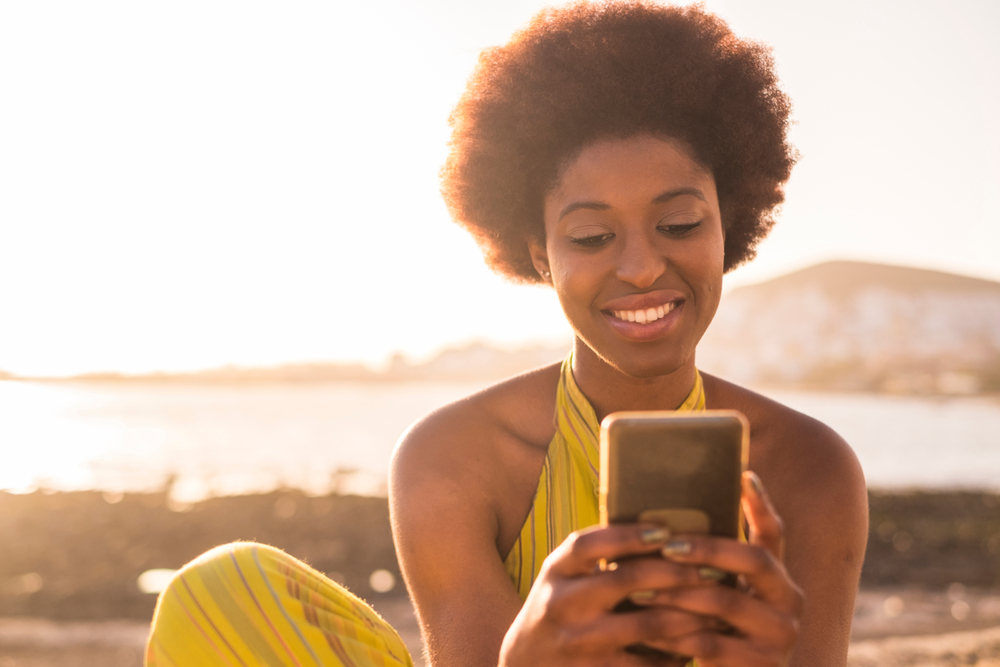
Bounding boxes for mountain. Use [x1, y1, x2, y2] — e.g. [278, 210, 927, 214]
[697, 261, 1000, 394]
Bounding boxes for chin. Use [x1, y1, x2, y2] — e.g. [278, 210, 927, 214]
[586, 340, 694, 380]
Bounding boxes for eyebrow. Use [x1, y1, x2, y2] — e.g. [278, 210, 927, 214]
[558, 187, 707, 220]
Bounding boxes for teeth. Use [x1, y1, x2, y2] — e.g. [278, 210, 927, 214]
[612, 302, 676, 324]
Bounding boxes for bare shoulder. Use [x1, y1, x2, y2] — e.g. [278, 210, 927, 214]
[391, 362, 559, 489]
[704, 373, 868, 664]
[389, 362, 561, 549]
[388, 364, 561, 666]
[702, 373, 866, 506]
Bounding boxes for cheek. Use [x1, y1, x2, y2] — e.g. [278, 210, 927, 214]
[555, 269, 595, 316]
[688, 229, 725, 302]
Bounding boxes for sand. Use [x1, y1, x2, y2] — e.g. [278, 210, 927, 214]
[3, 591, 1000, 667]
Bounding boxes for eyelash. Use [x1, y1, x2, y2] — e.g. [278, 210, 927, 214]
[569, 233, 615, 248]
[657, 222, 701, 237]
[568, 222, 701, 248]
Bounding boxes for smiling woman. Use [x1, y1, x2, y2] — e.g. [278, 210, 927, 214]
[146, 2, 867, 666]
[531, 136, 725, 381]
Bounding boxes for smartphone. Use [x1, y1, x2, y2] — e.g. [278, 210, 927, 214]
[599, 410, 749, 537]
[599, 410, 749, 660]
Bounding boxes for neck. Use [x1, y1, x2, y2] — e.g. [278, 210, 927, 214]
[570, 338, 698, 422]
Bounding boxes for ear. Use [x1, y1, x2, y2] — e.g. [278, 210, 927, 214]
[527, 236, 552, 284]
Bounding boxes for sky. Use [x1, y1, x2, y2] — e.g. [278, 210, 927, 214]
[1, 0, 997, 377]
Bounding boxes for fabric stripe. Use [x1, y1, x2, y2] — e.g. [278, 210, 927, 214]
[503, 352, 706, 601]
[179, 577, 247, 667]
[147, 542, 414, 667]
[170, 584, 238, 666]
[230, 550, 306, 667]
[252, 546, 323, 667]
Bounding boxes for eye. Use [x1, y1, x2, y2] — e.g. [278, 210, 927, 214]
[657, 222, 701, 238]
[569, 232, 615, 248]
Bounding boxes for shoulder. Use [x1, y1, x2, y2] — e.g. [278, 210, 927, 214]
[389, 362, 561, 535]
[389, 366, 561, 665]
[702, 373, 868, 559]
[702, 373, 866, 502]
[703, 374, 868, 662]
[391, 362, 560, 481]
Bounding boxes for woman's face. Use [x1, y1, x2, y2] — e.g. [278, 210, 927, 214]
[531, 134, 725, 378]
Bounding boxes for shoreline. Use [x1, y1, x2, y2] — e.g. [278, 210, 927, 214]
[6, 376, 1000, 402]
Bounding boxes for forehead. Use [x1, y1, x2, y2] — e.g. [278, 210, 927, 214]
[545, 135, 716, 211]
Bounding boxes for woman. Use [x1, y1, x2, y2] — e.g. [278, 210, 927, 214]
[146, 3, 867, 666]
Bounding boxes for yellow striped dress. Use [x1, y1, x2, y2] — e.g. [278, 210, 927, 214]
[503, 355, 705, 599]
[146, 355, 706, 666]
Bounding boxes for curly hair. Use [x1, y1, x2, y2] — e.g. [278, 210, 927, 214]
[441, 1, 796, 282]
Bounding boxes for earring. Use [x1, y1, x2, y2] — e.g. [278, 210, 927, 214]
[540, 270, 550, 280]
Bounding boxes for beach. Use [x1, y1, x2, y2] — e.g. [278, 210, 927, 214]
[1, 488, 998, 665]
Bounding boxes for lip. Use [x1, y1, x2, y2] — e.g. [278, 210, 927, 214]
[600, 290, 686, 343]
[600, 289, 686, 312]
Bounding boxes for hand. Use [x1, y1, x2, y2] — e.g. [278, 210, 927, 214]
[628, 471, 804, 666]
[498, 522, 716, 666]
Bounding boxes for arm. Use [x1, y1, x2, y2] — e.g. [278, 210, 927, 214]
[778, 421, 868, 666]
[389, 409, 523, 667]
[702, 374, 868, 666]
[390, 404, 716, 667]
[392, 409, 806, 667]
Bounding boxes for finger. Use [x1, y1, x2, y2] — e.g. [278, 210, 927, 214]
[546, 523, 673, 576]
[634, 640, 695, 667]
[576, 554, 706, 609]
[619, 652, 690, 667]
[632, 585, 799, 648]
[569, 605, 710, 649]
[650, 630, 775, 667]
[659, 536, 801, 611]
[538, 606, 703, 666]
[742, 471, 783, 560]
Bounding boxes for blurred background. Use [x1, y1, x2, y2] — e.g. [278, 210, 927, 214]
[0, 0, 998, 665]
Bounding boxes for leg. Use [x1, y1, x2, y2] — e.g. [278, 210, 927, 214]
[146, 542, 414, 667]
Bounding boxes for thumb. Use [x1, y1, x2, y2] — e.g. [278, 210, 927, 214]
[741, 471, 784, 561]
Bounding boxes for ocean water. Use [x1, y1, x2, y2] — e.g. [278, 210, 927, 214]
[1, 379, 998, 500]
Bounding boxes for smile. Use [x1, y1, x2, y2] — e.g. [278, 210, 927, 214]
[610, 302, 677, 324]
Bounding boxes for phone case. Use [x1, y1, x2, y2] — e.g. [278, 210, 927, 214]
[599, 410, 749, 538]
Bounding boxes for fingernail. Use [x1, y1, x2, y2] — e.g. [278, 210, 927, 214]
[641, 527, 671, 544]
[661, 539, 692, 557]
[747, 471, 764, 497]
[629, 590, 656, 603]
[698, 567, 727, 581]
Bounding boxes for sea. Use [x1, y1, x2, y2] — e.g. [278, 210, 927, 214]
[1, 379, 998, 501]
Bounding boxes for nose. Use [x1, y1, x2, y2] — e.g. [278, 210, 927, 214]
[615, 232, 667, 289]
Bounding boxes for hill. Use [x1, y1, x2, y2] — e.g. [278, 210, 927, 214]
[698, 261, 1000, 394]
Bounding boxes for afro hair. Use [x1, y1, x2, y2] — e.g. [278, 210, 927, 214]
[441, 0, 796, 282]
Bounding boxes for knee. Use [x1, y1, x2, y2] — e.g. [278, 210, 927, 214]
[147, 541, 278, 663]
[152, 541, 276, 602]
[182, 541, 271, 570]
